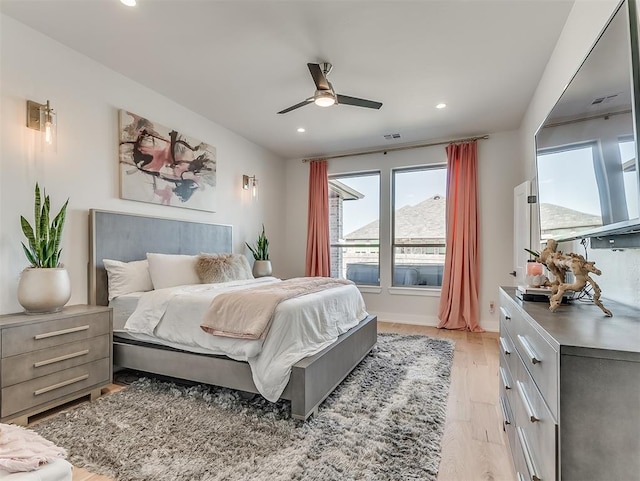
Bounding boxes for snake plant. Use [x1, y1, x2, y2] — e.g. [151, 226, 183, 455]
[20, 183, 69, 268]
[246, 225, 269, 260]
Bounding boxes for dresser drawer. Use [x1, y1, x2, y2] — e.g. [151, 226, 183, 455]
[2, 311, 110, 358]
[499, 302, 515, 339]
[514, 427, 534, 481]
[510, 309, 558, 418]
[499, 393, 516, 460]
[499, 348, 517, 464]
[499, 351, 515, 413]
[2, 335, 110, 388]
[514, 360, 557, 481]
[1, 358, 110, 418]
[500, 329, 518, 385]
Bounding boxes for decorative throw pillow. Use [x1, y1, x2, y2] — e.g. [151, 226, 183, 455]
[146, 253, 200, 289]
[103, 259, 153, 301]
[196, 253, 254, 283]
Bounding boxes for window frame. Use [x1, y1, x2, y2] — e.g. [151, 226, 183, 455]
[391, 164, 447, 288]
[328, 171, 381, 286]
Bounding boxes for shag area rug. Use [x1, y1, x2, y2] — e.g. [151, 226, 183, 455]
[33, 333, 454, 481]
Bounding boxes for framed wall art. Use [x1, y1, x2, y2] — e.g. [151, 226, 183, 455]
[118, 110, 217, 212]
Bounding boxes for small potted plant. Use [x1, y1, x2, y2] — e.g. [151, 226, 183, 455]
[17, 183, 71, 314]
[246, 225, 272, 277]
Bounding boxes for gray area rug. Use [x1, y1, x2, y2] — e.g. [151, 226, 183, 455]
[33, 333, 454, 481]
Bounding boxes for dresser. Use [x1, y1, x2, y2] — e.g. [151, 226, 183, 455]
[499, 287, 640, 481]
[0, 305, 112, 425]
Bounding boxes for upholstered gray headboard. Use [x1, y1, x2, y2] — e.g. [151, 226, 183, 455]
[89, 209, 233, 306]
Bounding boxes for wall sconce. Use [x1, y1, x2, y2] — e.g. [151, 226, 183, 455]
[242, 174, 258, 198]
[27, 99, 57, 151]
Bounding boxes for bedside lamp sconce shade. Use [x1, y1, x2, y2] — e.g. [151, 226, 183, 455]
[243, 175, 258, 198]
[27, 99, 57, 151]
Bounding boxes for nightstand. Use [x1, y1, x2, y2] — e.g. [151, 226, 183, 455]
[0, 305, 112, 425]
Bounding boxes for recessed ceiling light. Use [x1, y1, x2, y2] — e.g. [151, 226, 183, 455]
[436, 103, 447, 109]
[120, 0, 136, 6]
[297, 127, 306, 133]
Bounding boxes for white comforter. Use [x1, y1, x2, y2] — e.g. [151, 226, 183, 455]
[123, 277, 367, 401]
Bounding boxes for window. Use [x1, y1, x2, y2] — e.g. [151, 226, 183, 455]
[537, 138, 640, 244]
[619, 136, 638, 219]
[392, 166, 447, 287]
[537, 143, 603, 241]
[329, 172, 380, 286]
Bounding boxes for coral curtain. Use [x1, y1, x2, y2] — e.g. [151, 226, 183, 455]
[437, 141, 483, 332]
[305, 160, 331, 277]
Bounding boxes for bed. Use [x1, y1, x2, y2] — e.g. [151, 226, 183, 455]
[88, 209, 377, 420]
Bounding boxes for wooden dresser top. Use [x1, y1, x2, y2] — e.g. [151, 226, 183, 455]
[0, 305, 111, 329]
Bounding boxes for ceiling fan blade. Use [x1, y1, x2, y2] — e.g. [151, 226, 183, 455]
[277, 98, 314, 114]
[336, 94, 382, 110]
[307, 63, 330, 91]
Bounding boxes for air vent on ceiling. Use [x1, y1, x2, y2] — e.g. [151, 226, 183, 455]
[591, 93, 619, 105]
[384, 133, 401, 140]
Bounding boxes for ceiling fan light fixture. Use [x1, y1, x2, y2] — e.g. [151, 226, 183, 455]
[314, 91, 336, 107]
[277, 63, 382, 114]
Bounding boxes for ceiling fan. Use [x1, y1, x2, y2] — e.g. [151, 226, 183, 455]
[277, 62, 383, 114]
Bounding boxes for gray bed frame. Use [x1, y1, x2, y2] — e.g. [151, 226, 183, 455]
[88, 209, 377, 420]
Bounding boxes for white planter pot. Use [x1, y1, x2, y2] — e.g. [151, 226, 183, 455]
[252, 260, 272, 278]
[17, 267, 71, 314]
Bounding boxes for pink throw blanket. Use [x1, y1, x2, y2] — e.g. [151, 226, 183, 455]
[200, 277, 353, 339]
[0, 423, 67, 473]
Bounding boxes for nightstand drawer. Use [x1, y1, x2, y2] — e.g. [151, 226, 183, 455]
[2, 311, 110, 357]
[1, 358, 110, 418]
[1, 335, 110, 388]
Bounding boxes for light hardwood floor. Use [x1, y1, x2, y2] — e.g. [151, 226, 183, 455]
[30, 322, 515, 481]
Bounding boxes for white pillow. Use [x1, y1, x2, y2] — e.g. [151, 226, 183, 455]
[103, 259, 153, 301]
[146, 253, 200, 289]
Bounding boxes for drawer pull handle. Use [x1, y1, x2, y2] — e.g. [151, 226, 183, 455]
[500, 307, 511, 320]
[499, 337, 511, 356]
[499, 397, 511, 427]
[516, 381, 539, 423]
[516, 426, 542, 481]
[517, 472, 528, 481]
[35, 325, 90, 340]
[34, 374, 89, 396]
[499, 366, 511, 390]
[34, 350, 90, 368]
[517, 335, 541, 364]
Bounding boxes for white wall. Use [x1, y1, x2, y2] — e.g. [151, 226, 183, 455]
[0, 15, 286, 315]
[283, 132, 521, 331]
[8, 0, 632, 325]
[519, 0, 640, 309]
[520, 0, 621, 181]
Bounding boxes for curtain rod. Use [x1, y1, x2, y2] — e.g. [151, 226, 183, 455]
[301, 134, 489, 163]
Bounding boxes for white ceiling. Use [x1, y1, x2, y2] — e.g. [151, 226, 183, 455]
[0, 0, 574, 160]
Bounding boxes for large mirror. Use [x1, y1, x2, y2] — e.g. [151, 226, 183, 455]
[535, 0, 640, 243]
